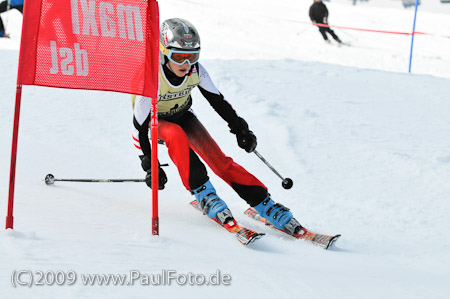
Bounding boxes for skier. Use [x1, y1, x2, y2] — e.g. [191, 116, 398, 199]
[309, 0, 342, 44]
[0, 0, 23, 38]
[132, 18, 302, 235]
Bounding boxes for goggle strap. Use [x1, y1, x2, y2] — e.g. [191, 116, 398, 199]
[159, 42, 170, 56]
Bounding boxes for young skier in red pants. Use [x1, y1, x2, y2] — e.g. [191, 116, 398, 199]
[133, 18, 301, 235]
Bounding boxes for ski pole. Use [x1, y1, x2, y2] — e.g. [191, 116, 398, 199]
[253, 150, 293, 189]
[44, 174, 145, 185]
[297, 25, 313, 37]
[336, 27, 358, 41]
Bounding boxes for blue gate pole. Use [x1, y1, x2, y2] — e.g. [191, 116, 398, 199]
[408, 0, 420, 73]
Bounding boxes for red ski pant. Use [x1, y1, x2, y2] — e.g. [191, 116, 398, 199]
[158, 114, 268, 206]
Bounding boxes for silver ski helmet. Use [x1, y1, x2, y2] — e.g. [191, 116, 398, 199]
[160, 18, 201, 64]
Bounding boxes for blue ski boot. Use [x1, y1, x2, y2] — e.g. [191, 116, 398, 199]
[253, 195, 302, 235]
[191, 180, 234, 225]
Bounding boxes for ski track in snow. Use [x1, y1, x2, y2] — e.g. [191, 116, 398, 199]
[1, 1, 450, 298]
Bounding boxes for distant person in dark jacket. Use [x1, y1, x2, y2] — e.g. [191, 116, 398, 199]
[309, 0, 342, 44]
[0, 0, 24, 38]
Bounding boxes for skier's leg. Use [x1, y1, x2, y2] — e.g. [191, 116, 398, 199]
[183, 115, 268, 206]
[158, 120, 231, 222]
[318, 26, 329, 41]
[184, 115, 302, 234]
[158, 120, 208, 191]
[327, 28, 342, 43]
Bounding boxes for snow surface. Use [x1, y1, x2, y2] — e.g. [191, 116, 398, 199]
[1, 0, 450, 298]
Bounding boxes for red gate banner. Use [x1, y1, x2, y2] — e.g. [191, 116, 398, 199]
[6, 0, 160, 230]
[17, 0, 159, 98]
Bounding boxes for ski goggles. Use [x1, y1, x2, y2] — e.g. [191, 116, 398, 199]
[160, 43, 200, 65]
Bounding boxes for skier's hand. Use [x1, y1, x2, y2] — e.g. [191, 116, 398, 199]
[140, 155, 168, 189]
[145, 167, 168, 190]
[140, 155, 152, 172]
[229, 117, 257, 153]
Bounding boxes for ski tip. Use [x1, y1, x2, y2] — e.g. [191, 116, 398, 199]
[242, 233, 265, 246]
[325, 234, 341, 250]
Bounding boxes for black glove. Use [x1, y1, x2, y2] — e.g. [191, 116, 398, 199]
[140, 156, 168, 190]
[145, 167, 167, 190]
[140, 155, 151, 172]
[229, 117, 257, 153]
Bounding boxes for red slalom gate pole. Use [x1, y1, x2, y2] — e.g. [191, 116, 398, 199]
[6, 85, 23, 229]
[150, 97, 159, 235]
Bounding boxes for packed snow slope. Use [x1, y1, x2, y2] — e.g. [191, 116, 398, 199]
[1, 0, 450, 298]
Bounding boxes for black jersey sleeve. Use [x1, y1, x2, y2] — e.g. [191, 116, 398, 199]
[197, 63, 239, 126]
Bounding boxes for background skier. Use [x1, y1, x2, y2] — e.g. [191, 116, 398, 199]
[309, 0, 342, 44]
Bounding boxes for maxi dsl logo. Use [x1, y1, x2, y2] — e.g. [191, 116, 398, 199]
[49, 0, 145, 77]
